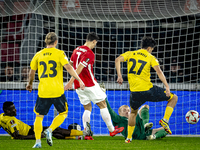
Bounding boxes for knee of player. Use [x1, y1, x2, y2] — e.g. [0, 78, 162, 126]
[172, 94, 178, 103]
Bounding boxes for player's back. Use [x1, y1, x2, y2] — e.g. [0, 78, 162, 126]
[121, 49, 159, 92]
[31, 47, 68, 98]
[70, 45, 96, 89]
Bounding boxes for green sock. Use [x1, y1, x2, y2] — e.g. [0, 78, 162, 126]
[140, 107, 149, 125]
[155, 129, 168, 139]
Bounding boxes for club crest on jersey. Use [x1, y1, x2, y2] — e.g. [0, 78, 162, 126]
[10, 120, 15, 124]
[86, 58, 90, 63]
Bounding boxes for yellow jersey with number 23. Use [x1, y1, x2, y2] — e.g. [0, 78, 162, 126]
[121, 49, 159, 92]
[30, 48, 69, 98]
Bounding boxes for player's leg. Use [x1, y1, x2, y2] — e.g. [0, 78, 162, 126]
[146, 127, 167, 140]
[149, 85, 178, 134]
[90, 83, 123, 136]
[52, 127, 83, 139]
[138, 105, 153, 131]
[44, 94, 68, 146]
[125, 92, 146, 143]
[33, 96, 52, 148]
[96, 100, 124, 137]
[159, 94, 178, 135]
[76, 87, 94, 140]
[162, 94, 178, 123]
[125, 108, 138, 143]
[83, 103, 92, 129]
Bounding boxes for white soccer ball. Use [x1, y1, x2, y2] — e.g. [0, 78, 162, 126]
[185, 110, 199, 124]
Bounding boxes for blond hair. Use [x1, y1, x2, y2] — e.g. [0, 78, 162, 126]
[118, 105, 129, 114]
[45, 32, 58, 45]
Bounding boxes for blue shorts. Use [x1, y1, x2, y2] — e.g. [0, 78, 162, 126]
[130, 85, 174, 110]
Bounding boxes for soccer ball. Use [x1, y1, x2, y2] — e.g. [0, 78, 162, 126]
[185, 110, 199, 124]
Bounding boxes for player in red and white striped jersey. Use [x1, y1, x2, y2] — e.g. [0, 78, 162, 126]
[64, 32, 124, 140]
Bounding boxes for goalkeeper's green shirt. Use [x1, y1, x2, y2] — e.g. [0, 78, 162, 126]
[106, 99, 152, 140]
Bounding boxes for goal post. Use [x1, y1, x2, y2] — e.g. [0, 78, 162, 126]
[0, 0, 200, 136]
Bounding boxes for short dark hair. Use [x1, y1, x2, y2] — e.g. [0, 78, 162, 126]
[141, 36, 157, 49]
[3, 101, 14, 112]
[86, 32, 99, 42]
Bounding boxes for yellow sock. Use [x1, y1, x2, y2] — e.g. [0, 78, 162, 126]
[70, 129, 83, 136]
[127, 126, 135, 139]
[65, 136, 76, 139]
[163, 106, 174, 121]
[49, 113, 67, 131]
[34, 116, 43, 140]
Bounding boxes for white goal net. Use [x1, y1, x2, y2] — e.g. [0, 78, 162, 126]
[0, 0, 200, 135]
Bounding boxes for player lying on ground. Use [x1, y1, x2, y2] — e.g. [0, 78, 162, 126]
[0, 101, 92, 140]
[100, 83, 168, 140]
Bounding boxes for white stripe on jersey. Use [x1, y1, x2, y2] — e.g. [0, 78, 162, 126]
[88, 64, 97, 84]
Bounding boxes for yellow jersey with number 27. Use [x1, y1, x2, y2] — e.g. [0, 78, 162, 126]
[121, 49, 159, 92]
[30, 48, 69, 98]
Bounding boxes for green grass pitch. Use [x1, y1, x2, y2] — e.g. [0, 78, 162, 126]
[0, 136, 200, 150]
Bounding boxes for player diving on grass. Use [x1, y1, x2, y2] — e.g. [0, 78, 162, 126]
[0, 101, 92, 140]
[115, 36, 178, 143]
[100, 83, 168, 141]
[64, 32, 124, 140]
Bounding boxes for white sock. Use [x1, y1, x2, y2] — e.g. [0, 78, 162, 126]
[48, 128, 52, 133]
[82, 110, 91, 129]
[100, 107, 114, 132]
[36, 139, 41, 144]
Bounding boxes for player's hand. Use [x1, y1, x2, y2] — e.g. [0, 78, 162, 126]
[64, 82, 73, 90]
[26, 84, 32, 92]
[79, 81, 85, 90]
[165, 87, 170, 97]
[117, 76, 123, 85]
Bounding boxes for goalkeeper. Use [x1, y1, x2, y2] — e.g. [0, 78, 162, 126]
[100, 83, 168, 140]
[0, 101, 92, 140]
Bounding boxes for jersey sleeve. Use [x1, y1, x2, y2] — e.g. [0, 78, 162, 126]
[151, 56, 159, 67]
[30, 53, 38, 71]
[80, 52, 94, 67]
[105, 98, 123, 123]
[60, 51, 69, 66]
[120, 51, 132, 62]
[7, 119, 18, 135]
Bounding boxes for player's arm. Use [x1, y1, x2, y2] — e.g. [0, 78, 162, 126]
[105, 98, 123, 123]
[64, 64, 85, 90]
[26, 69, 36, 92]
[153, 65, 170, 97]
[69, 61, 73, 66]
[115, 56, 125, 85]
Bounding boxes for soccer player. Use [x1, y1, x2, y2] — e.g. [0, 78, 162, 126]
[26, 32, 85, 148]
[115, 36, 178, 143]
[0, 101, 92, 140]
[100, 83, 168, 141]
[64, 32, 124, 140]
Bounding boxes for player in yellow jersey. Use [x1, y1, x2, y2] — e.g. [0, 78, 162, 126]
[26, 32, 85, 148]
[115, 36, 178, 143]
[0, 101, 92, 140]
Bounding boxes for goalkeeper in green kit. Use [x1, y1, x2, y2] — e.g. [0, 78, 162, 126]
[100, 83, 167, 140]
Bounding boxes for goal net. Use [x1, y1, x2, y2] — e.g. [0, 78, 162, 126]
[0, 0, 200, 136]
